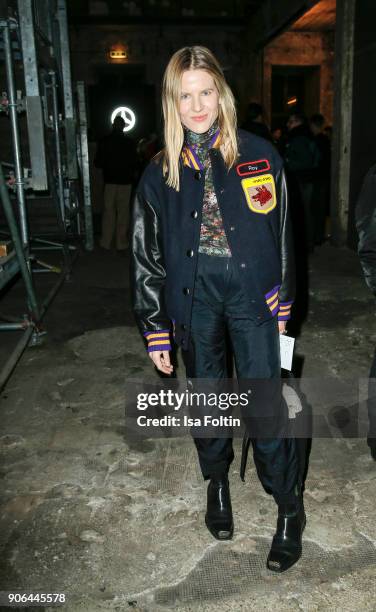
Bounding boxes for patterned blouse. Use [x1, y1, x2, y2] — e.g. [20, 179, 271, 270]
[184, 123, 231, 257]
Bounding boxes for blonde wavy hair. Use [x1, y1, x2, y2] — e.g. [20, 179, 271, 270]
[162, 46, 239, 191]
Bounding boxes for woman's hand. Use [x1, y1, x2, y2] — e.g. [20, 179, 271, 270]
[278, 321, 287, 334]
[149, 350, 174, 375]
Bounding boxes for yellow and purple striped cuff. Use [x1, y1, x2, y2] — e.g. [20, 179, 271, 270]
[144, 330, 171, 353]
[265, 285, 293, 321]
[265, 285, 280, 317]
[278, 301, 293, 321]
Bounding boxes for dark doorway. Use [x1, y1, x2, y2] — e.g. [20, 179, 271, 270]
[88, 64, 156, 142]
[271, 65, 320, 128]
[348, 0, 376, 248]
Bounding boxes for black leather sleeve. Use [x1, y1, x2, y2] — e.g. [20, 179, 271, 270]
[355, 164, 376, 296]
[130, 190, 171, 333]
[276, 167, 296, 304]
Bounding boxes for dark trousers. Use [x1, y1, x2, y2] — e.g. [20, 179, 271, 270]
[182, 253, 300, 505]
[298, 180, 315, 251]
[312, 178, 329, 245]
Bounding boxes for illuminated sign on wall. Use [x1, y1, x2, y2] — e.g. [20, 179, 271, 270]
[110, 50, 127, 59]
[111, 106, 136, 132]
[108, 44, 128, 62]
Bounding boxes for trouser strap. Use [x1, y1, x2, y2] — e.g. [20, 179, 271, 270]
[240, 433, 251, 482]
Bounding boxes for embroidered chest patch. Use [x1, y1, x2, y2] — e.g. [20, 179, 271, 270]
[241, 174, 276, 214]
[236, 159, 270, 177]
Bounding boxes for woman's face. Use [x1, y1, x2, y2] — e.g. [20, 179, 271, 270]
[179, 69, 219, 134]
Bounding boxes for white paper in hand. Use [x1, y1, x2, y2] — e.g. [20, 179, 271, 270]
[280, 334, 295, 371]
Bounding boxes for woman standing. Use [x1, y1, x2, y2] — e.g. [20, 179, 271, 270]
[131, 46, 305, 572]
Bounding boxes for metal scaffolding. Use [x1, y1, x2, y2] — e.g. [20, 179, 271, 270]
[0, 0, 94, 390]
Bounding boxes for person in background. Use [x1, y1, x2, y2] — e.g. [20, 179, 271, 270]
[136, 132, 160, 180]
[271, 125, 285, 156]
[284, 113, 320, 253]
[241, 102, 272, 142]
[355, 162, 376, 461]
[95, 115, 137, 252]
[309, 114, 331, 246]
[324, 125, 333, 141]
[283, 113, 320, 336]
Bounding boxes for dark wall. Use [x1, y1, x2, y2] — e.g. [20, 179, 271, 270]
[348, 0, 376, 247]
[68, 23, 248, 126]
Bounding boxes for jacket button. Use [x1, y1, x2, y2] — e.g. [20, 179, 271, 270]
[183, 287, 190, 295]
[240, 262, 246, 268]
[230, 226, 235, 231]
[186, 249, 194, 257]
[191, 210, 198, 219]
[181, 324, 187, 331]
[194, 171, 202, 180]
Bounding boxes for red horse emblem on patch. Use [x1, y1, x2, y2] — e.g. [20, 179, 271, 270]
[252, 185, 272, 206]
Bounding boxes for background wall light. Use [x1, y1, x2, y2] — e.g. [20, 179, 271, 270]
[287, 97, 298, 106]
[109, 49, 127, 59]
[111, 107, 136, 132]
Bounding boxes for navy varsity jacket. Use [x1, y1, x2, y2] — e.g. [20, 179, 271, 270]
[131, 129, 295, 352]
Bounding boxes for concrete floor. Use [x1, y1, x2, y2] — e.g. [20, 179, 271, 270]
[0, 243, 376, 611]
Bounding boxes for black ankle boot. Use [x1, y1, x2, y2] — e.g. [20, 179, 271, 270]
[205, 474, 233, 540]
[266, 502, 306, 572]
